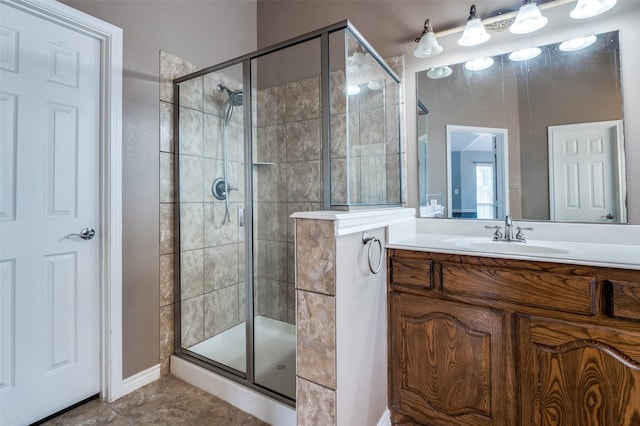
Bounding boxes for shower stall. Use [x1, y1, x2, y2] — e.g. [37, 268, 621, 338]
[173, 21, 402, 404]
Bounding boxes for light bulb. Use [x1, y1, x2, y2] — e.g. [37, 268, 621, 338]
[347, 84, 360, 96]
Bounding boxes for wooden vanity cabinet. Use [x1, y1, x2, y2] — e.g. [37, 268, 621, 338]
[387, 249, 640, 426]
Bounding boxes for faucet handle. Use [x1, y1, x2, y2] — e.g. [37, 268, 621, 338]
[515, 226, 533, 242]
[485, 225, 503, 241]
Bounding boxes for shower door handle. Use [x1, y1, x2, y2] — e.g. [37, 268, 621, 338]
[238, 209, 245, 227]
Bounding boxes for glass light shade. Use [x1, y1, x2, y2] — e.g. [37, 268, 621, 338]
[465, 57, 494, 71]
[414, 32, 443, 58]
[347, 51, 367, 73]
[427, 66, 453, 79]
[509, 47, 542, 61]
[559, 34, 597, 51]
[509, 2, 548, 34]
[347, 84, 360, 96]
[570, 0, 617, 19]
[458, 18, 491, 46]
[367, 79, 384, 91]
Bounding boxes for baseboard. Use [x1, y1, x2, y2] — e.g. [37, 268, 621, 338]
[120, 364, 161, 397]
[171, 355, 295, 426]
[377, 408, 391, 426]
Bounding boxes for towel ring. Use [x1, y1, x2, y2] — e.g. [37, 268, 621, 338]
[362, 232, 383, 274]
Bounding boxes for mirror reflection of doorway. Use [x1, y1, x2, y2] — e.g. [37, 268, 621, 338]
[446, 125, 509, 219]
[548, 120, 626, 223]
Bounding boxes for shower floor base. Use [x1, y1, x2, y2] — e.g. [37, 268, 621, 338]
[188, 316, 296, 400]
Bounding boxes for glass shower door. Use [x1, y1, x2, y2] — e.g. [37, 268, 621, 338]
[250, 37, 322, 399]
[177, 62, 247, 375]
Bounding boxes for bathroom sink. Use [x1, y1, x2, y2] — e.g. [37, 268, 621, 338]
[447, 238, 571, 255]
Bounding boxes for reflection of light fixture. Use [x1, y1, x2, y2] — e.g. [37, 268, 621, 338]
[347, 45, 370, 73]
[427, 66, 453, 79]
[414, 19, 443, 58]
[458, 4, 491, 46]
[510, 0, 548, 34]
[465, 57, 494, 71]
[559, 34, 597, 51]
[509, 47, 542, 61]
[367, 79, 384, 90]
[347, 84, 360, 96]
[570, 0, 617, 19]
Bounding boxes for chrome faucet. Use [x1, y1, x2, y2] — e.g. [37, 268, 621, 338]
[485, 215, 533, 243]
[504, 215, 514, 241]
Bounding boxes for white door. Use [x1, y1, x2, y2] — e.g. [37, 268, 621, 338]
[1, 2, 101, 424]
[549, 121, 624, 223]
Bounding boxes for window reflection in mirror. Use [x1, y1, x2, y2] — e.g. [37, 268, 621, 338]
[417, 30, 626, 223]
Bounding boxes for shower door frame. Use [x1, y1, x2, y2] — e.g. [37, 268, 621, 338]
[172, 20, 401, 406]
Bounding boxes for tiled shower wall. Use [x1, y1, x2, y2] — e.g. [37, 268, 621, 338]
[253, 76, 323, 325]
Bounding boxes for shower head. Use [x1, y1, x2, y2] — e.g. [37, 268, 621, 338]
[217, 84, 243, 106]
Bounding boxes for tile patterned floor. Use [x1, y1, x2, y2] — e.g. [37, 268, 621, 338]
[42, 375, 269, 425]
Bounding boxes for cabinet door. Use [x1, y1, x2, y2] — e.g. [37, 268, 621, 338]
[518, 315, 640, 425]
[389, 293, 505, 425]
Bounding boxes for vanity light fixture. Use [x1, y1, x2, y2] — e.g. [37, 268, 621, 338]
[465, 56, 494, 71]
[559, 34, 597, 51]
[458, 4, 491, 46]
[427, 66, 453, 79]
[570, 0, 617, 19]
[414, 19, 443, 58]
[510, 0, 548, 34]
[509, 46, 542, 61]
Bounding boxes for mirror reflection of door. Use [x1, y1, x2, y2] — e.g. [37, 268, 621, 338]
[548, 121, 626, 223]
[446, 125, 509, 219]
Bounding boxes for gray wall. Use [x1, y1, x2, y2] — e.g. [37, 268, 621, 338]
[61, 0, 257, 379]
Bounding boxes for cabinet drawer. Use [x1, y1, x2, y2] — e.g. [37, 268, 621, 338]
[389, 257, 432, 289]
[441, 262, 595, 315]
[610, 280, 640, 321]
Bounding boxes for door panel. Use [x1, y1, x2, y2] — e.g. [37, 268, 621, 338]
[0, 3, 101, 424]
[549, 122, 622, 222]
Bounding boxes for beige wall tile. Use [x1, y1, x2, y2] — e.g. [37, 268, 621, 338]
[178, 155, 204, 202]
[295, 219, 335, 295]
[296, 290, 335, 389]
[160, 304, 174, 359]
[160, 101, 174, 153]
[159, 203, 175, 255]
[285, 76, 320, 122]
[286, 160, 321, 203]
[296, 377, 335, 425]
[181, 296, 204, 347]
[159, 254, 175, 307]
[178, 107, 204, 156]
[160, 152, 175, 203]
[285, 118, 320, 162]
[178, 76, 203, 110]
[180, 249, 204, 300]
[204, 244, 239, 292]
[179, 203, 204, 251]
[205, 285, 240, 337]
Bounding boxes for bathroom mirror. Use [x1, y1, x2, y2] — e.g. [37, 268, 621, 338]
[417, 30, 626, 223]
